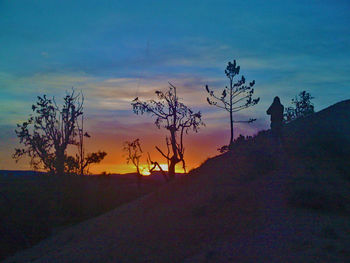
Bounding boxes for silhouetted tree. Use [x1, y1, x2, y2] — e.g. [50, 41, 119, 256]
[77, 114, 89, 175]
[66, 151, 107, 175]
[13, 90, 107, 175]
[123, 138, 143, 176]
[13, 90, 84, 174]
[64, 155, 80, 175]
[284, 91, 314, 122]
[132, 83, 204, 178]
[206, 60, 259, 148]
[123, 138, 143, 189]
[74, 114, 107, 175]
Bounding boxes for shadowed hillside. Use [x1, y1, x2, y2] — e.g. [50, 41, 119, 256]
[0, 173, 164, 261]
[4, 100, 350, 262]
[284, 99, 350, 170]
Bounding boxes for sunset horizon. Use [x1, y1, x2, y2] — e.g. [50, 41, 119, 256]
[1, 1, 350, 262]
[1, 1, 350, 175]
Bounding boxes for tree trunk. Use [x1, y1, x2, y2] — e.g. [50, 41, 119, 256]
[168, 158, 176, 179]
[168, 129, 179, 179]
[229, 110, 234, 147]
[55, 149, 65, 175]
[229, 78, 234, 148]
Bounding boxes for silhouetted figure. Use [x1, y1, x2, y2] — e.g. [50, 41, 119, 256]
[267, 96, 284, 137]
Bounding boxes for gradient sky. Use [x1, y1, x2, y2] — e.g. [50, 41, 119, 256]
[1, 0, 349, 173]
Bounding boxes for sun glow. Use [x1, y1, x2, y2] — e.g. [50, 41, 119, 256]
[138, 164, 169, 176]
[90, 162, 186, 176]
[140, 166, 151, 176]
[138, 163, 185, 176]
[158, 164, 169, 171]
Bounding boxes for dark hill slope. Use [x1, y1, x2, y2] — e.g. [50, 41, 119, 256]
[284, 99, 350, 166]
[195, 99, 350, 180]
[4, 100, 350, 262]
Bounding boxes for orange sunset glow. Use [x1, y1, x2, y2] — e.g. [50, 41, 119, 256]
[4, 90, 265, 174]
[1, 1, 350, 262]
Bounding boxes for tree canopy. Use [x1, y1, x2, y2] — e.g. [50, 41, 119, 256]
[13, 90, 106, 175]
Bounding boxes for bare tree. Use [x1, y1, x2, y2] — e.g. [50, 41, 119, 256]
[77, 113, 88, 175]
[123, 139, 143, 175]
[75, 114, 107, 175]
[123, 138, 143, 188]
[132, 83, 204, 178]
[206, 60, 259, 148]
[13, 90, 84, 175]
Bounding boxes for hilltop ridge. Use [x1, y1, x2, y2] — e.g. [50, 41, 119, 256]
[4, 99, 350, 262]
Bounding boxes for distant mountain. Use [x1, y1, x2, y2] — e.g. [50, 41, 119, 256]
[0, 170, 46, 176]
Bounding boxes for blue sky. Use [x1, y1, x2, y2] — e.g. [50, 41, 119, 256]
[1, 0, 350, 172]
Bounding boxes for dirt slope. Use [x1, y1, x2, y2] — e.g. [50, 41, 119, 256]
[4, 166, 264, 262]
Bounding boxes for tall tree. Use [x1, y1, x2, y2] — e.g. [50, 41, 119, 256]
[13, 90, 107, 175]
[284, 91, 314, 123]
[13, 90, 83, 174]
[132, 83, 204, 178]
[206, 60, 259, 148]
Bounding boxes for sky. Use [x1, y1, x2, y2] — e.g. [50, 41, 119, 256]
[0, 0, 349, 173]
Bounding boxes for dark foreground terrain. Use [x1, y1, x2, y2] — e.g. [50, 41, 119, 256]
[3, 100, 350, 262]
[0, 172, 164, 260]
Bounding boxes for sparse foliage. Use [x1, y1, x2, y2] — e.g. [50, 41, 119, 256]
[132, 83, 204, 178]
[206, 60, 259, 148]
[123, 138, 143, 176]
[123, 138, 143, 189]
[284, 91, 314, 123]
[79, 151, 107, 175]
[74, 114, 106, 175]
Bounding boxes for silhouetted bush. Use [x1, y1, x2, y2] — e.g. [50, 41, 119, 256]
[284, 91, 314, 123]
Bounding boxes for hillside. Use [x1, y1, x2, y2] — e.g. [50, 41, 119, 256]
[4, 100, 350, 262]
[0, 173, 164, 261]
